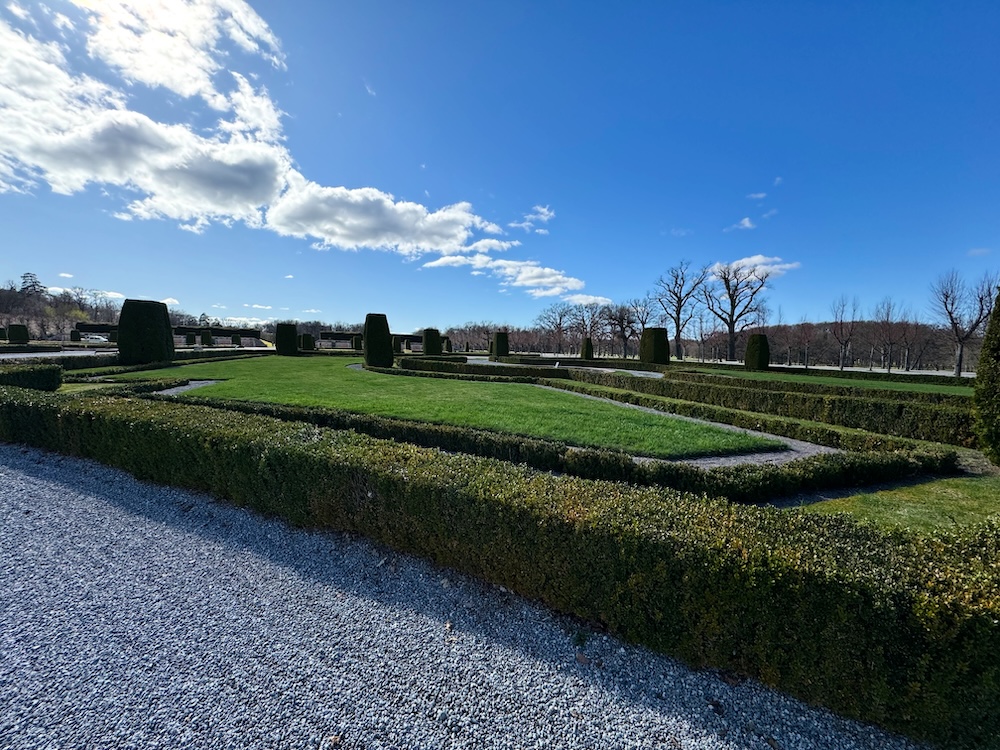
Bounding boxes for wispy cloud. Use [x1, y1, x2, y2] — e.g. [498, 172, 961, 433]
[563, 294, 613, 306]
[715, 254, 800, 278]
[508, 204, 555, 233]
[211, 303, 227, 309]
[723, 217, 756, 232]
[58, 272, 73, 278]
[762, 209, 778, 219]
[773, 176, 783, 186]
[363, 79, 376, 97]
[160, 297, 179, 305]
[968, 247, 992, 257]
[423, 254, 586, 298]
[670, 228, 693, 237]
[746, 193, 767, 200]
[284, 274, 294, 278]
[243, 303, 272, 310]
[301, 308, 321, 313]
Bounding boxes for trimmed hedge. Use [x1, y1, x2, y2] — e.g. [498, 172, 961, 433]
[639, 327, 670, 365]
[232, 334, 242, 346]
[363, 313, 394, 369]
[276, 323, 298, 356]
[695, 360, 973, 387]
[200, 329, 213, 347]
[0, 327, 6, 340]
[0, 364, 62, 391]
[299, 333, 316, 352]
[580, 337, 594, 360]
[745, 334, 770, 371]
[117, 299, 175, 366]
[422, 328, 443, 356]
[70, 330, 81, 342]
[493, 331, 510, 358]
[186, 333, 197, 346]
[564, 369, 975, 447]
[7, 324, 29, 344]
[398, 357, 572, 379]
[0, 386, 995, 749]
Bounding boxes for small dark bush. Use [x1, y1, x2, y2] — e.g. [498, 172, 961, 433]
[0, 327, 6, 340]
[231, 334, 241, 346]
[185, 333, 197, 346]
[581, 337, 594, 360]
[639, 327, 669, 364]
[363, 313, 394, 368]
[7, 324, 29, 344]
[351, 335, 362, 350]
[392, 336, 403, 354]
[423, 328, 443, 356]
[299, 334, 316, 351]
[275, 323, 298, 356]
[109, 330, 118, 343]
[493, 331, 510, 358]
[444, 336, 453, 353]
[117, 299, 174, 366]
[745, 334, 770, 371]
[0, 364, 62, 391]
[70, 330, 81, 342]
[200, 329, 213, 347]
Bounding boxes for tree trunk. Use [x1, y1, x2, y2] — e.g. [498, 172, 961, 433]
[954, 342, 965, 377]
[727, 323, 737, 361]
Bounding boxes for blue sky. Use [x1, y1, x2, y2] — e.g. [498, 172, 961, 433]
[1, 1, 998, 332]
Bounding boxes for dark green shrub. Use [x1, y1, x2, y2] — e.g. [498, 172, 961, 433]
[351, 335, 362, 350]
[423, 328, 443, 356]
[0, 327, 6, 340]
[363, 313, 394, 368]
[639, 327, 670, 364]
[392, 336, 403, 354]
[275, 323, 298, 356]
[7, 324, 29, 344]
[745, 334, 770, 371]
[444, 336, 453, 353]
[231, 334, 241, 346]
[975, 289, 1000, 463]
[493, 331, 510, 358]
[117, 299, 174, 366]
[109, 330, 117, 343]
[488, 339, 494, 355]
[465, 342, 471, 353]
[0, 364, 62, 391]
[299, 333, 316, 351]
[200, 329, 213, 347]
[70, 330, 81, 342]
[185, 333, 197, 346]
[581, 337, 594, 360]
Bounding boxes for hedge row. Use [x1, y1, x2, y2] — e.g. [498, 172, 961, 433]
[364, 365, 541, 385]
[152, 393, 958, 504]
[565, 369, 976, 447]
[496, 355, 670, 373]
[0, 364, 62, 391]
[0, 386, 995, 748]
[692, 360, 974, 387]
[398, 357, 573, 379]
[668, 368, 970, 406]
[545, 379, 947, 454]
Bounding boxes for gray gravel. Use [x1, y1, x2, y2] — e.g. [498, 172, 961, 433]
[0, 442, 925, 750]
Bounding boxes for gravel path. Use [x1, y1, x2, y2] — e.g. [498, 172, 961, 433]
[0, 442, 924, 750]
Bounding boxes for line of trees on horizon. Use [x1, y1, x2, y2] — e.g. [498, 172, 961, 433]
[2, 264, 997, 375]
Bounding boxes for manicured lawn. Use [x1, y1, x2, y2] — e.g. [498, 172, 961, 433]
[110, 356, 785, 460]
[681, 366, 973, 397]
[799, 475, 1000, 533]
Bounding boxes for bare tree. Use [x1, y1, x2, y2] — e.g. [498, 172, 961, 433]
[830, 295, 860, 370]
[628, 295, 657, 334]
[603, 303, 638, 358]
[931, 269, 999, 376]
[795, 318, 815, 368]
[534, 302, 574, 354]
[571, 302, 607, 353]
[703, 261, 770, 361]
[654, 260, 709, 360]
[872, 297, 902, 372]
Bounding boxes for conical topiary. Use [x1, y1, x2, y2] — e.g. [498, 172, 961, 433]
[117, 299, 174, 365]
[744, 334, 770, 371]
[580, 337, 594, 360]
[363, 313, 394, 368]
[639, 327, 669, 364]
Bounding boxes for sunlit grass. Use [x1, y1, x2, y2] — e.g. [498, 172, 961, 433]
[109, 356, 784, 460]
[798, 475, 1000, 533]
[681, 366, 973, 397]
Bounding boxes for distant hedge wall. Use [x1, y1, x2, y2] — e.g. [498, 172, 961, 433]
[0, 386, 995, 749]
[0, 364, 62, 392]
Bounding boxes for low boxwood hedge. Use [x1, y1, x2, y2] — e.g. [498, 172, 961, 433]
[0, 364, 62, 391]
[0, 385, 995, 748]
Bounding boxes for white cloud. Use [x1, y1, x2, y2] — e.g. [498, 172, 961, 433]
[211, 303, 227, 309]
[243, 303, 272, 309]
[715, 254, 800, 278]
[96, 290, 125, 299]
[160, 297, 179, 305]
[762, 209, 778, 219]
[968, 247, 992, 257]
[46, 286, 64, 294]
[423, 254, 585, 298]
[746, 193, 767, 200]
[58, 272, 73, 278]
[563, 294, 613, 305]
[509, 204, 555, 233]
[670, 228, 693, 237]
[724, 217, 756, 232]
[364, 79, 376, 97]
[284, 274, 294, 278]
[773, 176, 783, 186]
[301, 308, 321, 313]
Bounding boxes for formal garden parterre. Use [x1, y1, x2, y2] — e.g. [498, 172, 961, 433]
[2, 305, 999, 749]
